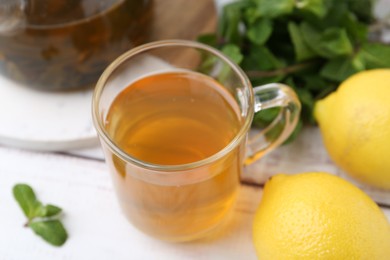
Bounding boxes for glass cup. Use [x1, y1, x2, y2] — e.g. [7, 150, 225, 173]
[92, 40, 301, 241]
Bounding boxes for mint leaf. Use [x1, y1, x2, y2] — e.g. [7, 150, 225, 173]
[320, 1, 349, 28]
[244, 6, 261, 25]
[300, 23, 326, 57]
[30, 220, 68, 247]
[222, 44, 243, 64]
[199, 0, 390, 143]
[247, 18, 273, 45]
[295, 0, 329, 18]
[288, 22, 317, 61]
[301, 23, 353, 58]
[35, 204, 63, 218]
[13, 184, 42, 220]
[320, 28, 353, 56]
[218, 44, 244, 82]
[343, 12, 368, 43]
[256, 0, 294, 18]
[242, 46, 283, 71]
[13, 184, 68, 247]
[360, 43, 390, 68]
[44, 205, 62, 217]
[197, 52, 217, 75]
[320, 57, 363, 82]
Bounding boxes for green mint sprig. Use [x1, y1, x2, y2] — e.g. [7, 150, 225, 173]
[13, 184, 68, 246]
[199, 0, 390, 142]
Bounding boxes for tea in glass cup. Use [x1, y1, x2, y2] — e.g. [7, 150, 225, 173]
[92, 40, 301, 241]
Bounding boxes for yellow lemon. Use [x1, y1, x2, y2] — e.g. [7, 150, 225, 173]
[253, 172, 390, 259]
[314, 69, 390, 189]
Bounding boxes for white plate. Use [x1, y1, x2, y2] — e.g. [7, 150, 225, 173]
[0, 75, 98, 151]
[0, 55, 174, 152]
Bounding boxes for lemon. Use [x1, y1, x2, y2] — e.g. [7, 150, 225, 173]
[253, 172, 390, 259]
[314, 69, 390, 189]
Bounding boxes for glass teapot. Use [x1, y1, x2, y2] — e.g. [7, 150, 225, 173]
[0, 0, 153, 90]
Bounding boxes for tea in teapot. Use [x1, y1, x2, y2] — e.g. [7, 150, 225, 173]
[0, 0, 153, 90]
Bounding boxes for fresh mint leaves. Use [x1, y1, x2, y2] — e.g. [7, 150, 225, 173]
[13, 184, 68, 246]
[13, 184, 42, 219]
[29, 220, 68, 247]
[199, 0, 390, 141]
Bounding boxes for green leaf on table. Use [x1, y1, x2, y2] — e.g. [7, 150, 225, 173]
[360, 43, 390, 69]
[288, 22, 317, 61]
[301, 23, 353, 58]
[247, 18, 273, 45]
[13, 184, 42, 220]
[13, 183, 68, 247]
[44, 205, 62, 217]
[295, 0, 329, 18]
[255, 0, 294, 18]
[36, 204, 63, 218]
[29, 220, 68, 247]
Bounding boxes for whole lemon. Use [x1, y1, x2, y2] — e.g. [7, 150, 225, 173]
[314, 69, 390, 189]
[253, 172, 390, 259]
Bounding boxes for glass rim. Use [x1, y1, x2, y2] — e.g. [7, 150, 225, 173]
[92, 39, 254, 172]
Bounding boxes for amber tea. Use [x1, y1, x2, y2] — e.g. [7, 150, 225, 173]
[104, 71, 243, 240]
[0, 0, 153, 90]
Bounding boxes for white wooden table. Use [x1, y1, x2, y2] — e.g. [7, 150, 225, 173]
[0, 145, 261, 260]
[1, 127, 389, 260]
[1, 0, 390, 257]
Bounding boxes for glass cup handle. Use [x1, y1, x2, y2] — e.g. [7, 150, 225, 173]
[244, 83, 301, 165]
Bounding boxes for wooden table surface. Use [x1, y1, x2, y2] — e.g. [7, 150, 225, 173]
[1, 1, 389, 259]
